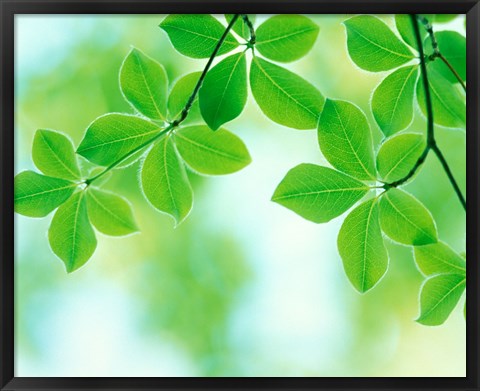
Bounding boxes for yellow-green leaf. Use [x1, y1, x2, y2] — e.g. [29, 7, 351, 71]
[255, 15, 319, 63]
[87, 188, 139, 236]
[141, 136, 193, 225]
[338, 198, 389, 293]
[318, 99, 376, 181]
[14, 171, 76, 217]
[250, 57, 324, 130]
[417, 273, 465, 326]
[120, 48, 168, 121]
[371, 65, 419, 136]
[160, 14, 239, 59]
[48, 191, 97, 273]
[174, 125, 251, 175]
[379, 188, 437, 245]
[199, 52, 247, 130]
[376, 133, 426, 183]
[343, 15, 414, 72]
[32, 129, 81, 180]
[272, 164, 369, 223]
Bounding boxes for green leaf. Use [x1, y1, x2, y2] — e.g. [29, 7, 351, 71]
[434, 14, 457, 24]
[225, 14, 255, 40]
[174, 125, 251, 175]
[77, 114, 162, 166]
[318, 99, 376, 181]
[417, 67, 466, 128]
[371, 65, 419, 136]
[141, 135, 193, 225]
[376, 133, 426, 183]
[255, 15, 319, 63]
[414, 241, 466, 276]
[343, 15, 414, 72]
[199, 52, 247, 130]
[272, 164, 369, 223]
[159, 14, 239, 59]
[379, 188, 437, 245]
[395, 14, 427, 49]
[168, 72, 202, 124]
[48, 191, 97, 273]
[338, 198, 388, 293]
[32, 129, 81, 180]
[425, 31, 466, 83]
[120, 48, 168, 121]
[250, 57, 324, 129]
[14, 171, 76, 217]
[417, 273, 465, 326]
[86, 188, 139, 236]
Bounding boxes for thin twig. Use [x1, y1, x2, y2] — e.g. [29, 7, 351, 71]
[418, 15, 466, 92]
[173, 14, 240, 126]
[438, 53, 467, 92]
[384, 15, 466, 212]
[431, 144, 466, 210]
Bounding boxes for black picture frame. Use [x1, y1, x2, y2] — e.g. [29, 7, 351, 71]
[1, 1, 478, 390]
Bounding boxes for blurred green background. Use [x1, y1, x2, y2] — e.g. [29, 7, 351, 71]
[14, 14, 466, 377]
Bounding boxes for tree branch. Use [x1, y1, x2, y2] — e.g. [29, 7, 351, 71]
[384, 15, 466, 212]
[418, 15, 466, 93]
[87, 14, 241, 185]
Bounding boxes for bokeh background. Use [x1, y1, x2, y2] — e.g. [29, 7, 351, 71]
[14, 14, 466, 377]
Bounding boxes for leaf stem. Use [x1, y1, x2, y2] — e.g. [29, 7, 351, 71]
[384, 16, 466, 211]
[241, 14, 256, 45]
[437, 53, 467, 92]
[171, 14, 240, 127]
[86, 14, 241, 186]
[383, 145, 430, 190]
[418, 15, 467, 92]
[431, 143, 466, 210]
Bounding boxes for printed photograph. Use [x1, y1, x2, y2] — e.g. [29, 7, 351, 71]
[14, 14, 466, 377]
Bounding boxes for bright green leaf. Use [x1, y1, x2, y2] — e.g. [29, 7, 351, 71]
[199, 52, 247, 130]
[120, 48, 168, 121]
[225, 14, 255, 41]
[272, 164, 369, 223]
[48, 191, 97, 273]
[417, 273, 465, 325]
[343, 15, 414, 72]
[318, 99, 376, 181]
[395, 14, 427, 49]
[414, 241, 466, 276]
[372, 65, 419, 136]
[14, 171, 76, 217]
[32, 129, 81, 180]
[86, 188, 139, 236]
[255, 15, 319, 63]
[379, 188, 437, 245]
[250, 57, 324, 129]
[77, 114, 162, 166]
[338, 198, 388, 293]
[425, 31, 466, 83]
[434, 14, 458, 23]
[159, 14, 239, 59]
[141, 136, 193, 225]
[417, 67, 466, 128]
[168, 72, 202, 124]
[376, 133, 426, 183]
[174, 125, 251, 175]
